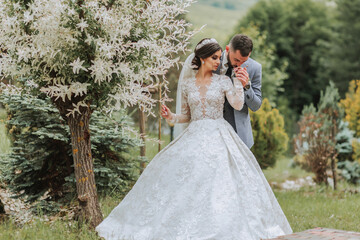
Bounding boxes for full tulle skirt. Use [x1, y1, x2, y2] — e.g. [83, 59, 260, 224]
[96, 118, 292, 240]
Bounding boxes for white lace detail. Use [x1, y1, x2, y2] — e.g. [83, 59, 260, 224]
[178, 74, 244, 122]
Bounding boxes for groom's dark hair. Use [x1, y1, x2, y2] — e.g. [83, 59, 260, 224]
[229, 34, 253, 57]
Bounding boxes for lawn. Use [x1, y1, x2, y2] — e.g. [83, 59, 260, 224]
[1, 183, 359, 239]
[277, 185, 360, 232]
[263, 156, 314, 184]
[1, 109, 360, 238]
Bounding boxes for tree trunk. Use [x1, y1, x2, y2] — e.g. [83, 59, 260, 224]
[158, 85, 162, 152]
[0, 198, 5, 214]
[331, 122, 338, 190]
[139, 107, 146, 173]
[331, 156, 337, 190]
[67, 106, 103, 228]
[0, 197, 6, 222]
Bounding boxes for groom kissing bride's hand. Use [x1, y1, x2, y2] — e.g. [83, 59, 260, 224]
[216, 34, 263, 149]
[234, 65, 250, 88]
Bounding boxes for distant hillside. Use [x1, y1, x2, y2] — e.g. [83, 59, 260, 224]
[186, 0, 258, 48]
[195, 0, 259, 11]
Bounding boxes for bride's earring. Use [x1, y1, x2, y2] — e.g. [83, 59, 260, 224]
[202, 60, 204, 64]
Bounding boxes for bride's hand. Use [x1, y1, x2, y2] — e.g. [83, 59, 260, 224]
[161, 105, 174, 120]
[234, 66, 249, 87]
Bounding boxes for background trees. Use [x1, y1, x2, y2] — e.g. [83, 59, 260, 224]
[234, 0, 334, 136]
[326, 0, 360, 95]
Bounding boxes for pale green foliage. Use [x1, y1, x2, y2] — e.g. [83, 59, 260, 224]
[338, 160, 360, 185]
[336, 121, 355, 162]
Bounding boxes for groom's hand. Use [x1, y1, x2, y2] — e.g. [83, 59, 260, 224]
[234, 66, 249, 87]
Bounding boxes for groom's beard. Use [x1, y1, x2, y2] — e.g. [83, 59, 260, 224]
[227, 53, 234, 69]
[227, 52, 235, 69]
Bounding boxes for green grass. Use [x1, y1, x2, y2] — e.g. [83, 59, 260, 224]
[263, 156, 313, 183]
[0, 218, 100, 240]
[265, 157, 360, 232]
[187, 1, 258, 47]
[276, 185, 360, 232]
[144, 132, 171, 160]
[129, 131, 172, 162]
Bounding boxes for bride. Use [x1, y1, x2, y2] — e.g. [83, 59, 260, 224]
[96, 38, 293, 240]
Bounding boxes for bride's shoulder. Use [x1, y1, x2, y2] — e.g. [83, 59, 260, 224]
[213, 73, 230, 82]
[181, 76, 195, 85]
[180, 76, 194, 91]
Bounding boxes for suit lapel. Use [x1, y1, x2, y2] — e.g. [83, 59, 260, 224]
[219, 51, 229, 75]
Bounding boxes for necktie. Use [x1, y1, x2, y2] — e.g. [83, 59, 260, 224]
[223, 66, 237, 132]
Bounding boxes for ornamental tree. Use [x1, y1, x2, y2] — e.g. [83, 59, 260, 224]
[0, 0, 194, 227]
[294, 83, 342, 188]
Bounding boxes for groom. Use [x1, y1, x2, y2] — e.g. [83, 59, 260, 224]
[216, 34, 262, 149]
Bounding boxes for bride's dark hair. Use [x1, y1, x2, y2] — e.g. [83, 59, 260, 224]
[192, 38, 222, 70]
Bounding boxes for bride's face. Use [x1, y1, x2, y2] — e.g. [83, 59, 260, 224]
[201, 50, 222, 72]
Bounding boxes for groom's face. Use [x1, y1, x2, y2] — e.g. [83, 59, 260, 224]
[226, 46, 251, 68]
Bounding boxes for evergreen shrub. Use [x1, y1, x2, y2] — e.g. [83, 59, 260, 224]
[0, 93, 141, 208]
[250, 98, 288, 169]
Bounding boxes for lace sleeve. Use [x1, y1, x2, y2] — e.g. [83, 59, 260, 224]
[172, 82, 191, 124]
[223, 75, 244, 111]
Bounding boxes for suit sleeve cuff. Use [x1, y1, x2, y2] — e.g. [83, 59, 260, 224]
[244, 87, 255, 101]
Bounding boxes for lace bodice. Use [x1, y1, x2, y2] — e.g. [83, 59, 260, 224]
[175, 74, 244, 122]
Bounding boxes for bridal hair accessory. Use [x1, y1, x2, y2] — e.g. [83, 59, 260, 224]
[195, 38, 218, 51]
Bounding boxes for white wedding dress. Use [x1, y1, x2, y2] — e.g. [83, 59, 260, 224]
[96, 74, 293, 240]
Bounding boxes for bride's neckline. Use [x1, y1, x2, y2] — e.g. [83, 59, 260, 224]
[192, 74, 220, 100]
[193, 73, 219, 88]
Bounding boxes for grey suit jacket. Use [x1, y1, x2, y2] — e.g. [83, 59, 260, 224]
[216, 51, 262, 149]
